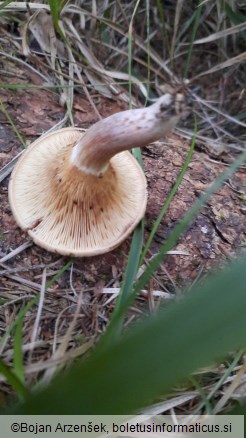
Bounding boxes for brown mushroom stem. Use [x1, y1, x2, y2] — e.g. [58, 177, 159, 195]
[70, 93, 182, 175]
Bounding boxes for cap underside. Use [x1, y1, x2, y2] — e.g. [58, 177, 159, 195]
[9, 128, 147, 256]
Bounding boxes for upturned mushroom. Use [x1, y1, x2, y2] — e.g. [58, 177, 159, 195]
[9, 91, 186, 256]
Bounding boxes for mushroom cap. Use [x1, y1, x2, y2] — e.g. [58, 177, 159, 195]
[9, 128, 147, 256]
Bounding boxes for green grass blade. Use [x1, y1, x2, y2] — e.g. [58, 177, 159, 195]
[13, 308, 30, 385]
[176, 9, 198, 45]
[46, 0, 60, 34]
[146, 0, 151, 97]
[116, 222, 144, 309]
[99, 221, 144, 350]
[0, 261, 72, 354]
[0, 359, 29, 401]
[0, 99, 26, 148]
[0, 298, 37, 353]
[0, 0, 15, 11]
[157, 0, 169, 55]
[46, 260, 73, 288]
[224, 3, 246, 41]
[133, 148, 246, 298]
[189, 376, 212, 414]
[140, 119, 197, 264]
[7, 254, 246, 414]
[194, 349, 244, 414]
[184, 2, 202, 78]
[47, 0, 67, 43]
[128, 0, 143, 167]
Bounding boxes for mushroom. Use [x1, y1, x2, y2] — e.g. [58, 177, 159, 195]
[9, 91, 186, 256]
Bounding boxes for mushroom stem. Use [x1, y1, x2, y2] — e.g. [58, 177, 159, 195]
[71, 93, 183, 176]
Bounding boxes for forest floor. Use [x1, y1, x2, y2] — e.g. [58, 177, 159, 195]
[0, 20, 245, 412]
